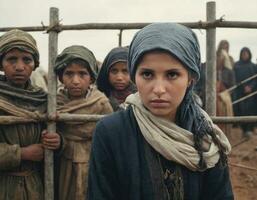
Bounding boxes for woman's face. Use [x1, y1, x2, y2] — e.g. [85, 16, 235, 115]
[135, 51, 191, 121]
[108, 61, 130, 91]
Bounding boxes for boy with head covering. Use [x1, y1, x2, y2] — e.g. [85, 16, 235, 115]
[87, 23, 233, 199]
[97, 46, 137, 111]
[54, 45, 113, 200]
[0, 29, 61, 199]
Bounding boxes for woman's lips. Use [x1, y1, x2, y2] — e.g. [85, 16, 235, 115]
[150, 99, 169, 107]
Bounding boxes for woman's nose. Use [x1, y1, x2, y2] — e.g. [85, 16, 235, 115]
[152, 80, 166, 96]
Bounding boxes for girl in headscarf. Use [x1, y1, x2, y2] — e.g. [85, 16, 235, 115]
[0, 29, 61, 200]
[97, 46, 137, 111]
[87, 23, 234, 200]
[54, 45, 113, 200]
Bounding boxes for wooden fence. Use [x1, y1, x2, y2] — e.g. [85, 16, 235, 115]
[1, 1, 257, 199]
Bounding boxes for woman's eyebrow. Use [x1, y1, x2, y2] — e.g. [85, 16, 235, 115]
[138, 67, 154, 71]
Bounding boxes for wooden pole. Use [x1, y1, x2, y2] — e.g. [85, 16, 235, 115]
[118, 29, 123, 46]
[3, 21, 257, 32]
[205, 1, 216, 116]
[44, 7, 58, 200]
[211, 116, 257, 124]
[229, 162, 257, 171]
[1, 114, 257, 125]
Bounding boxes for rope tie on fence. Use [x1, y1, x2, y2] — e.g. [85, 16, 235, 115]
[46, 20, 62, 33]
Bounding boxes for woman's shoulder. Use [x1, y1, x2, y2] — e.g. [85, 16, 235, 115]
[94, 106, 136, 139]
[98, 108, 131, 129]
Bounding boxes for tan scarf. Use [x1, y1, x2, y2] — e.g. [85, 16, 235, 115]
[57, 85, 102, 113]
[126, 93, 231, 171]
[0, 98, 44, 121]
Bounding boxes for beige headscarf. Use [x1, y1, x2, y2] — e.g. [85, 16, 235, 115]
[0, 29, 39, 70]
[220, 49, 233, 70]
[126, 93, 231, 171]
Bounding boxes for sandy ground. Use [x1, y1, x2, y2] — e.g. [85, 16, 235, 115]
[228, 127, 257, 200]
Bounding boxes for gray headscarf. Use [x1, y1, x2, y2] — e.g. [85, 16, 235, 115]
[0, 29, 40, 70]
[54, 45, 97, 81]
[128, 23, 213, 157]
[128, 23, 200, 82]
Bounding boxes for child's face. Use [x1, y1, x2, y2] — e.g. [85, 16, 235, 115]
[108, 61, 130, 91]
[62, 63, 92, 99]
[2, 48, 35, 88]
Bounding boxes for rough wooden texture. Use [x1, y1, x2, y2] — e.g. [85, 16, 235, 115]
[3, 21, 257, 32]
[44, 7, 58, 200]
[205, 1, 216, 116]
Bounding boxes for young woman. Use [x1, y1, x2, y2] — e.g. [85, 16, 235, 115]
[97, 46, 136, 111]
[54, 45, 113, 200]
[87, 23, 234, 200]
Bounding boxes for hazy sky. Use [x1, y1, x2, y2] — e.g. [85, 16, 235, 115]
[1, 0, 257, 71]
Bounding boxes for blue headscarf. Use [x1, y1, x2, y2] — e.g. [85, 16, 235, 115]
[128, 23, 212, 136]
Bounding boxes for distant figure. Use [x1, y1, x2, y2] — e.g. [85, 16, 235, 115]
[233, 47, 257, 137]
[97, 47, 137, 111]
[216, 40, 236, 135]
[217, 40, 234, 67]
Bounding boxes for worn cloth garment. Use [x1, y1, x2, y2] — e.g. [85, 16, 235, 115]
[126, 93, 231, 171]
[0, 75, 47, 200]
[97, 46, 136, 111]
[0, 29, 40, 69]
[233, 47, 257, 132]
[217, 91, 234, 137]
[56, 85, 113, 200]
[216, 46, 235, 135]
[87, 107, 234, 200]
[108, 83, 137, 111]
[54, 45, 98, 80]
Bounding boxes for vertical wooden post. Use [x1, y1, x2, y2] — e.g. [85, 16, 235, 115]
[118, 29, 123, 46]
[45, 7, 58, 200]
[205, 1, 216, 116]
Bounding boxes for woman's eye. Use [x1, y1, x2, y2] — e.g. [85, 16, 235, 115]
[141, 71, 153, 79]
[167, 72, 178, 79]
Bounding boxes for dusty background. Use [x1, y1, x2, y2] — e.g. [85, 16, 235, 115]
[228, 127, 257, 200]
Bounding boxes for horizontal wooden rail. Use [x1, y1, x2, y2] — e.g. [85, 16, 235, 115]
[2, 20, 257, 32]
[0, 114, 257, 124]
